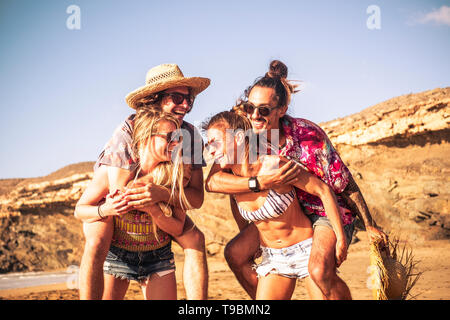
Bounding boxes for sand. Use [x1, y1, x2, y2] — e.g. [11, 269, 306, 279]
[0, 232, 449, 300]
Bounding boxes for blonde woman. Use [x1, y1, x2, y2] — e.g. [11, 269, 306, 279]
[78, 63, 209, 300]
[75, 107, 191, 300]
[203, 111, 346, 300]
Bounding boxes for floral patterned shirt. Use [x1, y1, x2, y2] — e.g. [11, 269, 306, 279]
[279, 116, 355, 225]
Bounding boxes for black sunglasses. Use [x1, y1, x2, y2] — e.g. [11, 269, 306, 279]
[242, 102, 278, 117]
[162, 92, 195, 109]
[153, 131, 183, 143]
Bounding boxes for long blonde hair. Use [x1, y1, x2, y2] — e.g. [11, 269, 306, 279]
[132, 106, 192, 216]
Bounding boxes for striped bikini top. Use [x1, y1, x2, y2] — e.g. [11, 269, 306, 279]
[236, 189, 296, 222]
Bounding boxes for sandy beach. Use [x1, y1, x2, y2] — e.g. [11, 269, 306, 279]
[1, 232, 449, 300]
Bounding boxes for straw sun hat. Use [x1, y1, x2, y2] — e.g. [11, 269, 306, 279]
[125, 63, 210, 109]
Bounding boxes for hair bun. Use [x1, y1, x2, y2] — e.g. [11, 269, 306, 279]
[266, 60, 288, 79]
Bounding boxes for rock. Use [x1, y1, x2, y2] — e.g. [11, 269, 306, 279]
[206, 242, 222, 256]
[321, 88, 450, 241]
[0, 164, 93, 273]
[320, 87, 450, 146]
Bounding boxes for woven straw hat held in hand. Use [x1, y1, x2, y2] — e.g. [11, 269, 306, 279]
[369, 236, 421, 300]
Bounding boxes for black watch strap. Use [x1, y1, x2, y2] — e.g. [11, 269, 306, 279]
[248, 176, 260, 192]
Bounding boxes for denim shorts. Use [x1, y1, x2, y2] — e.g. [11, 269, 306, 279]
[308, 214, 355, 247]
[103, 243, 175, 283]
[254, 237, 313, 279]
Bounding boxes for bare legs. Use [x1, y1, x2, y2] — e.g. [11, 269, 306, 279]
[172, 215, 209, 300]
[79, 217, 113, 300]
[256, 275, 324, 300]
[307, 226, 352, 300]
[102, 272, 177, 300]
[224, 223, 259, 299]
[256, 274, 296, 300]
[225, 223, 351, 300]
[78, 215, 208, 300]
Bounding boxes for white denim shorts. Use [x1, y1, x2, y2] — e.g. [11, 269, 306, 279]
[254, 237, 313, 279]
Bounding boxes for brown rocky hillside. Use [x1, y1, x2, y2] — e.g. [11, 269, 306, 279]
[320, 87, 449, 241]
[0, 87, 448, 273]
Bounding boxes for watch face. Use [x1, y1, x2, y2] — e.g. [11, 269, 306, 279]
[249, 179, 256, 188]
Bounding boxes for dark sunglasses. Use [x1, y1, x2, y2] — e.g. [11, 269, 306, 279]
[153, 131, 183, 143]
[242, 102, 278, 117]
[162, 92, 195, 108]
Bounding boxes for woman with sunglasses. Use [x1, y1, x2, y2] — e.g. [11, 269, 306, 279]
[205, 60, 386, 300]
[75, 107, 191, 299]
[78, 64, 210, 300]
[203, 110, 347, 299]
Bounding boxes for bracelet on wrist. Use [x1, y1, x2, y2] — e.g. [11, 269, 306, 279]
[97, 204, 106, 219]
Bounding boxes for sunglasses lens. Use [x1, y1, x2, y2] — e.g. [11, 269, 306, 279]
[244, 103, 255, 114]
[169, 93, 194, 107]
[258, 107, 271, 116]
[244, 103, 272, 116]
[171, 93, 184, 105]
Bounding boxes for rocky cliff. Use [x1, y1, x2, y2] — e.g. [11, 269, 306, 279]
[320, 87, 449, 240]
[0, 87, 448, 273]
[0, 164, 94, 273]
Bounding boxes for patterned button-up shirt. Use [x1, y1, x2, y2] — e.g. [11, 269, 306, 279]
[279, 116, 355, 225]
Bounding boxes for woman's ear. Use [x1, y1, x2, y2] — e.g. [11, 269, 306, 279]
[234, 130, 245, 146]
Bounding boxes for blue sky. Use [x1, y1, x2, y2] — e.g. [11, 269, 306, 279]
[0, 0, 449, 179]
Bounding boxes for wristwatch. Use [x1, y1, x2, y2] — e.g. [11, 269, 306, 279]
[248, 176, 260, 192]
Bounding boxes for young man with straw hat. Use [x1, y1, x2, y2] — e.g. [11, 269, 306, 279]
[78, 63, 210, 300]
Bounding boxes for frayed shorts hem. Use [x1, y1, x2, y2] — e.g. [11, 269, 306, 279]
[103, 268, 175, 284]
[103, 243, 176, 283]
[253, 237, 312, 280]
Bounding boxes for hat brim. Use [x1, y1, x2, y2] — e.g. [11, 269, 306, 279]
[125, 77, 210, 109]
[369, 239, 410, 300]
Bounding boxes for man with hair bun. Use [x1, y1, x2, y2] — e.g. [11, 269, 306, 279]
[206, 60, 387, 300]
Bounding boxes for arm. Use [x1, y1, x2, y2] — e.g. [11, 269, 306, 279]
[155, 166, 205, 209]
[340, 175, 388, 243]
[204, 164, 249, 229]
[107, 166, 135, 193]
[76, 115, 139, 222]
[74, 166, 131, 223]
[229, 195, 249, 231]
[205, 164, 248, 194]
[180, 167, 204, 209]
[205, 161, 302, 194]
[293, 169, 348, 266]
[122, 166, 205, 210]
[141, 204, 186, 237]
